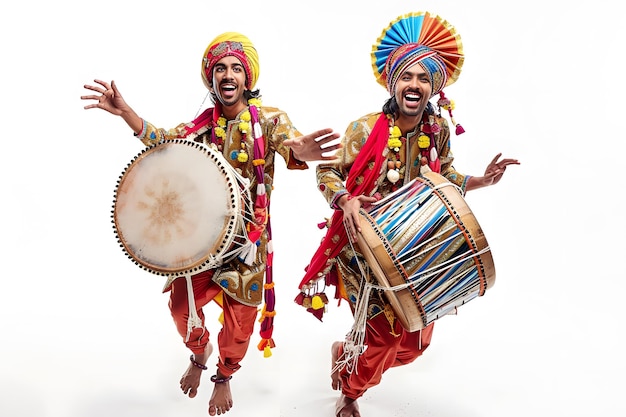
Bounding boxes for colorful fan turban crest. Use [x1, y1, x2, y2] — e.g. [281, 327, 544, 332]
[371, 11, 464, 91]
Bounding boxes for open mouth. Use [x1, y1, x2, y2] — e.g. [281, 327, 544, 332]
[405, 92, 421, 102]
[219, 83, 238, 98]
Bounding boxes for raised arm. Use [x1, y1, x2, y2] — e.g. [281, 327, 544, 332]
[283, 128, 341, 162]
[81, 79, 143, 134]
[465, 153, 520, 192]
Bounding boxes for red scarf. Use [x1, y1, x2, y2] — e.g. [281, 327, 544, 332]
[295, 113, 390, 318]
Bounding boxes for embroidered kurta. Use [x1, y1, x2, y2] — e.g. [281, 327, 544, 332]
[136, 106, 307, 306]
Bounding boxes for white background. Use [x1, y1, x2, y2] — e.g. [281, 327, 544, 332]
[1, 0, 624, 416]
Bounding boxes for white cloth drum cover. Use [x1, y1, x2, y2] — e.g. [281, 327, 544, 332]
[112, 140, 252, 277]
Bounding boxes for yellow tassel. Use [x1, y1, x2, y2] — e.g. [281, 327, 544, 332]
[218, 311, 224, 325]
[311, 295, 325, 310]
[257, 338, 275, 357]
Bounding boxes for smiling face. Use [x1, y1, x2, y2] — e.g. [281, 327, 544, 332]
[210, 55, 248, 115]
[393, 61, 432, 122]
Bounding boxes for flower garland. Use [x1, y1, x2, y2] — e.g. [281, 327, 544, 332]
[385, 112, 444, 183]
[212, 97, 263, 164]
[219, 98, 277, 359]
[386, 115, 404, 184]
[418, 114, 441, 173]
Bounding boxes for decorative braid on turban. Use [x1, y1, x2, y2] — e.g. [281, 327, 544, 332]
[201, 32, 260, 91]
[383, 43, 448, 97]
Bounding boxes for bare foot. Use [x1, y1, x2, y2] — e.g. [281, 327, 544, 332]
[331, 341, 343, 390]
[180, 343, 213, 398]
[335, 394, 361, 417]
[208, 376, 233, 416]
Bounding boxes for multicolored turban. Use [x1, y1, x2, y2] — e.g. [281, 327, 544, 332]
[201, 32, 260, 91]
[383, 43, 448, 96]
[371, 12, 464, 96]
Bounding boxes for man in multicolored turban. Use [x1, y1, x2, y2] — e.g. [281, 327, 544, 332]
[82, 31, 341, 416]
[294, 12, 519, 416]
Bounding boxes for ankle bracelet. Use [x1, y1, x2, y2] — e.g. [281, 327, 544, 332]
[210, 374, 232, 384]
[189, 355, 208, 370]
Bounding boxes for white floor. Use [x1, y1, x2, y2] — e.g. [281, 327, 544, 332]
[1, 1, 624, 416]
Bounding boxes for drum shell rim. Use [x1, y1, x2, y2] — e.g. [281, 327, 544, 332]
[111, 140, 248, 276]
[356, 171, 496, 332]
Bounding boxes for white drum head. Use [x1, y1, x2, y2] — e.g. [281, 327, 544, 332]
[112, 140, 245, 276]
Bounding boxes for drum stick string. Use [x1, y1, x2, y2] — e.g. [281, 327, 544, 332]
[193, 91, 211, 119]
[333, 237, 376, 376]
[184, 274, 205, 342]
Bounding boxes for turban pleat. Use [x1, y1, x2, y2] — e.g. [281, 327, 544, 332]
[201, 32, 260, 91]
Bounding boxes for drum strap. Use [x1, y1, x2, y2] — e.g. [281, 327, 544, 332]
[185, 274, 204, 342]
[334, 238, 378, 374]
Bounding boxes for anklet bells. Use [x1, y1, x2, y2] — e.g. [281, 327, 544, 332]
[189, 355, 208, 370]
[210, 374, 233, 384]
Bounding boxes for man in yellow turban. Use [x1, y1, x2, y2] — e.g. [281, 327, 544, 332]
[82, 32, 341, 416]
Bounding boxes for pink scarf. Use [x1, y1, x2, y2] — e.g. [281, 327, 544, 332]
[184, 102, 276, 355]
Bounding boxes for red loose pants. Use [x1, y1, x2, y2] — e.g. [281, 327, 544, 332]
[168, 270, 258, 377]
[339, 313, 434, 400]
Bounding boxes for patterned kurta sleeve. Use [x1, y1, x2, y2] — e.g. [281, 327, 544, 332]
[316, 113, 379, 208]
[134, 119, 193, 147]
[261, 107, 308, 171]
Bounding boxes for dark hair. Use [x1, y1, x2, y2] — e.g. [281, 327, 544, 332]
[382, 96, 399, 116]
[245, 89, 261, 100]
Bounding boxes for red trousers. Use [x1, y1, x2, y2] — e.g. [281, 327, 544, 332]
[339, 314, 434, 400]
[168, 270, 258, 378]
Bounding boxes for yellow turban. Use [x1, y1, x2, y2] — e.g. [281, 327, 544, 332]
[201, 32, 260, 91]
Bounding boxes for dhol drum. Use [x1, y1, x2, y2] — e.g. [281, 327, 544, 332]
[356, 171, 495, 332]
[112, 139, 252, 277]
